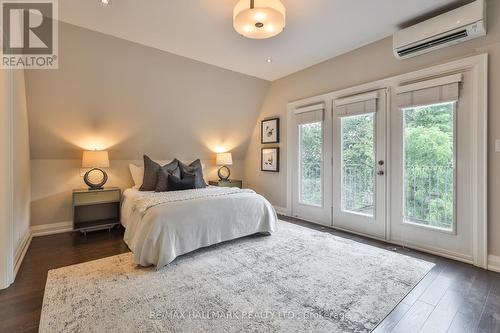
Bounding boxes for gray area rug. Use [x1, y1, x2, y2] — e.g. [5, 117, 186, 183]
[39, 221, 433, 333]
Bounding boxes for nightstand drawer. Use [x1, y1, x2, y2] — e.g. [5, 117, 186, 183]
[73, 190, 120, 206]
[208, 180, 242, 188]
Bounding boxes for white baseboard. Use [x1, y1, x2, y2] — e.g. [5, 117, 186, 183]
[13, 222, 73, 278]
[31, 221, 73, 237]
[390, 238, 474, 266]
[488, 255, 500, 273]
[274, 206, 289, 216]
[13, 229, 32, 278]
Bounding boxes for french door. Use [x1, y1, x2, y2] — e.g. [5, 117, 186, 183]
[389, 73, 474, 262]
[332, 90, 387, 239]
[291, 103, 332, 225]
[289, 56, 486, 266]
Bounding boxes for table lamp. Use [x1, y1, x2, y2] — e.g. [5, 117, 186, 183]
[216, 152, 233, 181]
[82, 150, 110, 190]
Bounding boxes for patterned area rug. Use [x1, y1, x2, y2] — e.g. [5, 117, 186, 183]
[40, 221, 433, 333]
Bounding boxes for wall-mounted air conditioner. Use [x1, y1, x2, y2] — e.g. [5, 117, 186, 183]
[393, 0, 486, 59]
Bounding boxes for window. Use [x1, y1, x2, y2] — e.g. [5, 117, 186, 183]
[341, 113, 375, 216]
[299, 122, 322, 206]
[403, 102, 455, 231]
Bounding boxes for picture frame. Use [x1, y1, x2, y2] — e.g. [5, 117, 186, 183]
[261, 118, 280, 144]
[261, 147, 280, 172]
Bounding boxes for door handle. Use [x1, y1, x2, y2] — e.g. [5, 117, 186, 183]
[377, 170, 385, 176]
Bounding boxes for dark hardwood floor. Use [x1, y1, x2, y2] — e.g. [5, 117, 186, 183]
[1, 218, 499, 333]
[0, 228, 129, 333]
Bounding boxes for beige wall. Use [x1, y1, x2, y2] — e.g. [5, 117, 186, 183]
[26, 22, 269, 161]
[244, 0, 500, 255]
[12, 70, 31, 253]
[26, 22, 268, 226]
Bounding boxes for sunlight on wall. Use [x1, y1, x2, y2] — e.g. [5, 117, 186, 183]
[203, 137, 241, 155]
[48, 120, 140, 159]
[58, 131, 130, 154]
[76, 137, 115, 151]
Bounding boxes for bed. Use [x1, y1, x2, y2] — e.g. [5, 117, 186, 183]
[121, 186, 278, 268]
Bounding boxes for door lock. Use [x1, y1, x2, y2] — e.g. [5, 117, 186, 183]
[378, 160, 385, 166]
[377, 170, 385, 176]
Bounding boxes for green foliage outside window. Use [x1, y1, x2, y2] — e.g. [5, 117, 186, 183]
[300, 122, 322, 206]
[404, 102, 454, 229]
[341, 114, 375, 214]
[298, 102, 454, 231]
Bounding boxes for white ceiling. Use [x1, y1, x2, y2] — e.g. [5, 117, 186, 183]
[59, 0, 461, 81]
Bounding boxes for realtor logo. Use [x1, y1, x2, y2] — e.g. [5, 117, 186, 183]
[1, 0, 58, 69]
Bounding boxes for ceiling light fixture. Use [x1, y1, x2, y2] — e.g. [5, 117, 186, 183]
[233, 0, 286, 39]
[99, 0, 111, 5]
[266, 58, 273, 63]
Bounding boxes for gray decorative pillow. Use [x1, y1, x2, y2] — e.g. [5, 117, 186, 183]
[155, 169, 169, 192]
[155, 166, 185, 192]
[139, 155, 180, 191]
[167, 173, 196, 191]
[178, 159, 206, 189]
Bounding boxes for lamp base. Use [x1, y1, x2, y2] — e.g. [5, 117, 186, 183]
[84, 168, 108, 190]
[217, 166, 231, 181]
[87, 187, 104, 191]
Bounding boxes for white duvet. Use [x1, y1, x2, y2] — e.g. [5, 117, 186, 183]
[122, 187, 278, 268]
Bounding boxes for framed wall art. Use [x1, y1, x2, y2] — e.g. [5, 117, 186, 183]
[261, 118, 280, 144]
[261, 147, 279, 172]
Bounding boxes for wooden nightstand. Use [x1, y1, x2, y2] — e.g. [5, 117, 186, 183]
[208, 180, 243, 188]
[72, 187, 121, 236]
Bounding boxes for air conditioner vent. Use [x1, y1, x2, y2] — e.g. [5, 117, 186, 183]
[393, 0, 486, 59]
[397, 30, 468, 57]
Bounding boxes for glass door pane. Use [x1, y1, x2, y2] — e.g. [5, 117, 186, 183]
[341, 114, 375, 216]
[299, 122, 323, 206]
[403, 102, 455, 231]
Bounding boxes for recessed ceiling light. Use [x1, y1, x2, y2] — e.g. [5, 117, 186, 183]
[266, 58, 273, 63]
[99, 0, 111, 5]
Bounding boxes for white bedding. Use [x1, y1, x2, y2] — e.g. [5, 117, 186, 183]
[121, 187, 278, 268]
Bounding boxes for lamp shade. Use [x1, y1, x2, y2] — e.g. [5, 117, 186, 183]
[216, 153, 233, 166]
[82, 150, 110, 168]
[233, 0, 286, 39]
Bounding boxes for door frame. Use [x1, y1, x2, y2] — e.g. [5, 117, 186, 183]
[286, 54, 488, 268]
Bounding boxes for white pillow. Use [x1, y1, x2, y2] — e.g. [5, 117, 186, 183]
[129, 164, 144, 189]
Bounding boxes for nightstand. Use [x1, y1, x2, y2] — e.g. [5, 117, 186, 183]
[72, 187, 121, 236]
[208, 180, 243, 188]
